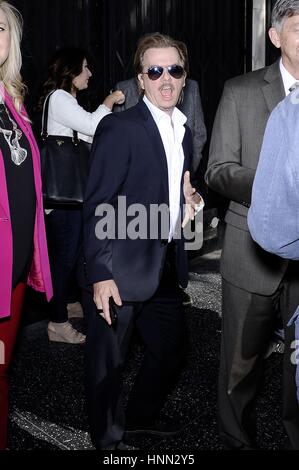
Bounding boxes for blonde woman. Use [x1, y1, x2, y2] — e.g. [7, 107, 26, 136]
[0, 1, 52, 450]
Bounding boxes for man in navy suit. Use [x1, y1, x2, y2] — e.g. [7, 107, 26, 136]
[83, 33, 203, 450]
[114, 76, 206, 173]
[114, 70, 207, 309]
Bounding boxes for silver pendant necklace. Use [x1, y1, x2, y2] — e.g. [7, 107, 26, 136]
[0, 101, 27, 166]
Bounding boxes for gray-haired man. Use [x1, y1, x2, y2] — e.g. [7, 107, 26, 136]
[206, 0, 299, 450]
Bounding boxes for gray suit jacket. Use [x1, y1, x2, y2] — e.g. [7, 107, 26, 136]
[205, 60, 288, 295]
[114, 77, 206, 173]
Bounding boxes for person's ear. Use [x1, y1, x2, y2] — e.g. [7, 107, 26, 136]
[137, 73, 145, 90]
[268, 27, 281, 49]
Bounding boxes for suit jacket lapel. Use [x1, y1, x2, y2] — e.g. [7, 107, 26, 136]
[262, 60, 285, 113]
[136, 100, 169, 195]
[180, 128, 192, 207]
[182, 129, 191, 174]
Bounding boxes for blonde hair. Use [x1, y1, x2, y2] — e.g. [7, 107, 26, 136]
[0, 1, 26, 114]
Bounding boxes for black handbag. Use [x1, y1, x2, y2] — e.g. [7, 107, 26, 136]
[40, 91, 90, 208]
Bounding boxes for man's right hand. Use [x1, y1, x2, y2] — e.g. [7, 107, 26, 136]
[93, 280, 122, 325]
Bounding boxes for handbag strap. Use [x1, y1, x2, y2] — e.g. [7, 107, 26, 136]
[41, 91, 79, 144]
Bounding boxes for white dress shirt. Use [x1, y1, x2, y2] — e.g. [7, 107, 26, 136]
[45, 89, 111, 143]
[143, 95, 187, 241]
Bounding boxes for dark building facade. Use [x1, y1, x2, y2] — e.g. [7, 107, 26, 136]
[12, 0, 249, 138]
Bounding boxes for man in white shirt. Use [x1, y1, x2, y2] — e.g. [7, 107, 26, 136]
[114, 71, 207, 308]
[83, 33, 203, 450]
[205, 0, 299, 450]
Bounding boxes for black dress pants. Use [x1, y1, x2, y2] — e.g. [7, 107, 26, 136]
[82, 245, 187, 449]
[219, 261, 299, 450]
[46, 209, 82, 322]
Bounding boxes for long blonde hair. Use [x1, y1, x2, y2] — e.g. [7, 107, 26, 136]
[0, 1, 26, 114]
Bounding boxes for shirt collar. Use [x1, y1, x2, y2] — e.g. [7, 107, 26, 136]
[143, 95, 187, 128]
[280, 59, 298, 96]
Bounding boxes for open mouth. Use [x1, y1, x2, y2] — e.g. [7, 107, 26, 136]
[160, 85, 174, 100]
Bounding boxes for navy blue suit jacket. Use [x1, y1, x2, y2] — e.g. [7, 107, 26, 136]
[83, 100, 192, 302]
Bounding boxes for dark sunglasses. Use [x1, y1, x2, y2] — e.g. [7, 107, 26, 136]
[143, 64, 185, 81]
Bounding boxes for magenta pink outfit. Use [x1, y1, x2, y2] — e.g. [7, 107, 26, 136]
[0, 90, 53, 318]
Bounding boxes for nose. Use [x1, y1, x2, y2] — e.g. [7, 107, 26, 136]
[161, 67, 171, 80]
[88, 68, 92, 78]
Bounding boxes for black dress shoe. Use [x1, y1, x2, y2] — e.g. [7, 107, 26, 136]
[115, 441, 139, 450]
[125, 416, 183, 437]
[102, 440, 139, 450]
[282, 438, 293, 450]
[180, 289, 192, 307]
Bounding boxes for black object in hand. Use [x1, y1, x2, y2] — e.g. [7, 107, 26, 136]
[109, 298, 118, 327]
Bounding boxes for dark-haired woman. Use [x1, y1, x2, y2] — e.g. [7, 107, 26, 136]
[40, 47, 124, 343]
